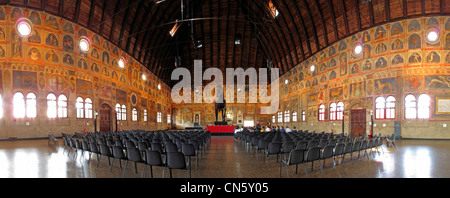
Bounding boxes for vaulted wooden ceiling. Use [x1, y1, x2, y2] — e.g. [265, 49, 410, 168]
[3, 0, 450, 86]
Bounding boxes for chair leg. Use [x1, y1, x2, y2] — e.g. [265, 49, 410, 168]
[303, 163, 309, 178]
[285, 162, 290, 178]
[110, 158, 115, 172]
[142, 165, 146, 178]
[122, 160, 128, 178]
[318, 159, 324, 176]
[97, 155, 101, 167]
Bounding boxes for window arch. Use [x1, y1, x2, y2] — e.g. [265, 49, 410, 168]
[76, 97, 84, 118]
[284, 110, 290, 123]
[121, 105, 127, 121]
[143, 109, 148, 122]
[375, 97, 386, 120]
[58, 95, 68, 118]
[26, 93, 37, 118]
[292, 111, 298, 122]
[132, 108, 138, 121]
[47, 93, 57, 119]
[405, 94, 417, 119]
[386, 96, 396, 119]
[337, 102, 344, 121]
[418, 94, 431, 119]
[13, 92, 26, 118]
[13, 92, 37, 119]
[329, 103, 337, 121]
[318, 104, 325, 121]
[116, 103, 122, 121]
[85, 98, 93, 119]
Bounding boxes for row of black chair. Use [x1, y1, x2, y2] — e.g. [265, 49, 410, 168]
[236, 130, 386, 178]
[61, 130, 210, 178]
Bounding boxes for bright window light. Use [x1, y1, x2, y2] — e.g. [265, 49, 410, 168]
[16, 18, 32, 37]
[118, 58, 125, 68]
[79, 37, 90, 52]
[427, 31, 439, 42]
[354, 44, 363, 54]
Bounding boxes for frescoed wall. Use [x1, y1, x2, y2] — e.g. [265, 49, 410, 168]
[278, 17, 450, 139]
[0, 7, 171, 139]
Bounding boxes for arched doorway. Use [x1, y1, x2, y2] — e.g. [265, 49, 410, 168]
[99, 103, 112, 132]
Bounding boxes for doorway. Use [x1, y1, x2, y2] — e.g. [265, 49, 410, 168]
[100, 103, 112, 132]
[351, 109, 366, 137]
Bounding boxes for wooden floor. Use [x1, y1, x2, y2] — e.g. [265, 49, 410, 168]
[0, 136, 449, 178]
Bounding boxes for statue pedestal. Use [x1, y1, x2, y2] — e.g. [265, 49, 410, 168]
[214, 121, 228, 126]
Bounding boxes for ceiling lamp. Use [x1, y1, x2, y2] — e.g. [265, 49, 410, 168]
[427, 30, 439, 42]
[16, 18, 32, 37]
[157, 84, 161, 90]
[142, 74, 147, 81]
[170, 22, 181, 37]
[79, 37, 90, 52]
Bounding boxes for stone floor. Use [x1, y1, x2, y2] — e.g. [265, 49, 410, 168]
[0, 136, 449, 178]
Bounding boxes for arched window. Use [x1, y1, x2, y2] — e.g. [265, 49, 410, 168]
[157, 112, 162, 123]
[418, 94, 431, 119]
[76, 97, 84, 118]
[121, 105, 127, 121]
[26, 93, 37, 118]
[278, 112, 283, 123]
[272, 115, 276, 123]
[337, 102, 344, 121]
[405, 94, 417, 119]
[116, 104, 122, 121]
[302, 110, 306, 122]
[386, 96, 396, 119]
[375, 97, 386, 120]
[318, 104, 325, 121]
[13, 92, 25, 118]
[329, 103, 337, 121]
[85, 98, 93, 119]
[167, 114, 171, 124]
[292, 111, 298, 122]
[132, 108, 138, 121]
[143, 109, 148, 122]
[58, 95, 68, 118]
[284, 110, 290, 123]
[47, 93, 57, 119]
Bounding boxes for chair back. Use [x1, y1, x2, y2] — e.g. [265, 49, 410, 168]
[165, 142, 178, 153]
[181, 143, 196, 156]
[90, 142, 99, 154]
[112, 146, 126, 159]
[344, 142, 353, 154]
[305, 147, 321, 162]
[287, 149, 305, 165]
[334, 143, 345, 156]
[99, 144, 112, 157]
[127, 147, 143, 162]
[281, 141, 294, 153]
[296, 141, 308, 150]
[322, 145, 334, 159]
[146, 150, 164, 166]
[81, 140, 90, 151]
[167, 152, 186, 169]
[151, 143, 163, 153]
[267, 142, 281, 154]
